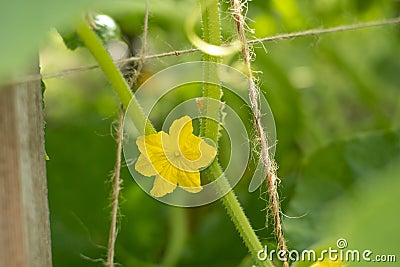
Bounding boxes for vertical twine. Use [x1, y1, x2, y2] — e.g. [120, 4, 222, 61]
[106, 3, 149, 266]
[105, 106, 124, 267]
[229, 1, 289, 266]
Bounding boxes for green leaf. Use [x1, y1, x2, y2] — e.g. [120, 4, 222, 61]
[292, 159, 400, 267]
[285, 130, 400, 251]
[330, 160, 400, 266]
[0, 0, 107, 82]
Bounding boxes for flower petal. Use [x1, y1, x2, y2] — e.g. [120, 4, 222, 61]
[181, 137, 217, 170]
[136, 133, 162, 154]
[177, 169, 202, 193]
[136, 131, 170, 175]
[158, 162, 179, 184]
[168, 115, 217, 169]
[169, 115, 193, 142]
[135, 154, 157, 177]
[181, 134, 202, 161]
[150, 175, 177, 197]
[135, 115, 215, 197]
[197, 139, 217, 167]
[137, 132, 171, 159]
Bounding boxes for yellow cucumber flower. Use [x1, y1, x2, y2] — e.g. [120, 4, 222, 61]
[135, 116, 217, 197]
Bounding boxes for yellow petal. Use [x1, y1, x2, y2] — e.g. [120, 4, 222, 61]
[191, 139, 217, 169]
[181, 134, 202, 161]
[177, 169, 202, 193]
[150, 175, 177, 197]
[179, 136, 216, 170]
[135, 154, 158, 177]
[158, 160, 178, 182]
[136, 133, 161, 154]
[169, 115, 217, 169]
[169, 115, 192, 142]
[135, 115, 216, 197]
[136, 132, 170, 175]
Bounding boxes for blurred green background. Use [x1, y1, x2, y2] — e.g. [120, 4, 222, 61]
[2, 0, 400, 266]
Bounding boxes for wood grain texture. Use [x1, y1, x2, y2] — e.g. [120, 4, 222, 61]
[0, 64, 52, 267]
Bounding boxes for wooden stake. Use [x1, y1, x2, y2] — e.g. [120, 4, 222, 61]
[0, 62, 52, 267]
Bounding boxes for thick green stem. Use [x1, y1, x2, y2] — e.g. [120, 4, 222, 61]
[207, 162, 274, 267]
[76, 21, 155, 135]
[199, 0, 222, 142]
[199, 0, 273, 266]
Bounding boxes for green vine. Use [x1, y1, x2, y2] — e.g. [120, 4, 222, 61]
[199, 0, 222, 142]
[199, 0, 273, 266]
[76, 21, 155, 136]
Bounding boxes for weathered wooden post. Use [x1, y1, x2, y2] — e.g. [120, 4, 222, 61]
[0, 63, 52, 267]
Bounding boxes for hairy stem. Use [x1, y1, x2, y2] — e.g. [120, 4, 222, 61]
[199, 0, 273, 266]
[199, 0, 222, 142]
[206, 162, 274, 267]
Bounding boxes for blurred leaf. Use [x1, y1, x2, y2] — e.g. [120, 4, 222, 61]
[116, 184, 166, 265]
[328, 160, 400, 266]
[0, 0, 110, 82]
[179, 205, 248, 267]
[293, 158, 400, 267]
[285, 130, 400, 251]
[46, 119, 114, 267]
